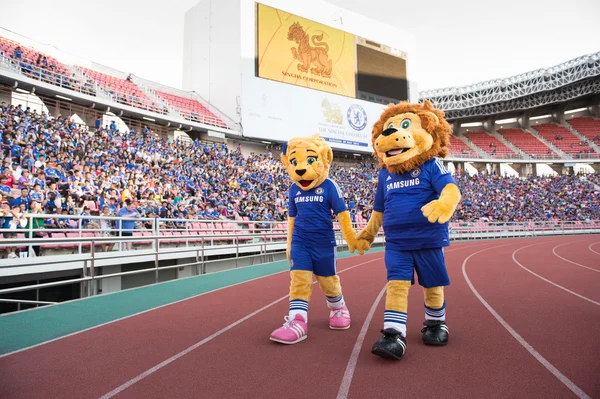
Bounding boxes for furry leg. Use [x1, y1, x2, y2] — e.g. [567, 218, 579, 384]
[316, 275, 345, 309]
[289, 270, 313, 322]
[423, 286, 445, 320]
[384, 280, 411, 336]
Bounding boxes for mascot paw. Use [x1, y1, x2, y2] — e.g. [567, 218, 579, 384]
[355, 239, 371, 254]
[356, 229, 375, 245]
[421, 200, 454, 224]
[346, 235, 364, 255]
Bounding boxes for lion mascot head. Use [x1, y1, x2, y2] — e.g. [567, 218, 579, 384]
[372, 99, 451, 174]
[281, 134, 333, 191]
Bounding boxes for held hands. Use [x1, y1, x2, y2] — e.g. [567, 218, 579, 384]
[345, 230, 363, 255]
[354, 228, 374, 254]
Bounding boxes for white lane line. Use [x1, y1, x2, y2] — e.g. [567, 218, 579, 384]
[462, 245, 592, 399]
[336, 285, 386, 399]
[333, 241, 497, 399]
[98, 256, 384, 399]
[552, 243, 600, 273]
[513, 244, 600, 307]
[588, 242, 600, 256]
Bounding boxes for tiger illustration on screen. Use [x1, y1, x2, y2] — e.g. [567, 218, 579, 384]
[287, 22, 333, 78]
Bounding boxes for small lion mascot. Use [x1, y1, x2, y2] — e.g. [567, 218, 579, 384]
[270, 134, 361, 344]
[357, 100, 461, 360]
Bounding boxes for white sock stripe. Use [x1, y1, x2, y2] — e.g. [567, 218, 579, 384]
[384, 313, 408, 319]
[384, 310, 408, 316]
[384, 319, 406, 325]
[425, 311, 445, 317]
[326, 294, 343, 303]
[384, 316, 407, 322]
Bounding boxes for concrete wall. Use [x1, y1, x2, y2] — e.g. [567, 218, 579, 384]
[183, 0, 242, 121]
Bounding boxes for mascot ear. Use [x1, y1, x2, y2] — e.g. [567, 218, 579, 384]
[419, 99, 440, 131]
[320, 145, 333, 167]
[281, 142, 289, 168]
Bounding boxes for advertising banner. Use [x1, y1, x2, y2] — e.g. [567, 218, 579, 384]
[241, 77, 385, 152]
[256, 3, 356, 98]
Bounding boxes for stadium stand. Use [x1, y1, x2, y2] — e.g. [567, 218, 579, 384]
[154, 90, 227, 128]
[464, 131, 517, 156]
[0, 35, 233, 128]
[77, 67, 167, 114]
[448, 136, 476, 157]
[497, 128, 558, 157]
[569, 117, 600, 144]
[0, 36, 95, 95]
[1, 101, 599, 242]
[534, 123, 591, 156]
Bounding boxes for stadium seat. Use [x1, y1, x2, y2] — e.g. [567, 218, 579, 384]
[497, 128, 558, 157]
[77, 67, 166, 114]
[534, 123, 590, 157]
[448, 136, 477, 157]
[154, 90, 227, 128]
[464, 131, 517, 156]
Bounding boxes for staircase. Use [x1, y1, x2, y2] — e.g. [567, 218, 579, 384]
[130, 75, 181, 119]
[564, 122, 600, 155]
[527, 127, 571, 159]
[457, 135, 488, 158]
[67, 66, 102, 97]
[490, 130, 530, 159]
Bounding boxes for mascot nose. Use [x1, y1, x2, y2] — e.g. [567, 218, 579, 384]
[382, 127, 398, 137]
[296, 169, 307, 176]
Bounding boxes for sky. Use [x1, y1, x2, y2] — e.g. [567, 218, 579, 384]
[0, 0, 599, 92]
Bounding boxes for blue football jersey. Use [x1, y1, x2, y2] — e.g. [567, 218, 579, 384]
[374, 158, 456, 250]
[288, 178, 347, 247]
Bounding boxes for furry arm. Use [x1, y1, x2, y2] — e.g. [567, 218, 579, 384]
[286, 216, 295, 262]
[421, 183, 461, 224]
[356, 210, 383, 246]
[337, 210, 361, 254]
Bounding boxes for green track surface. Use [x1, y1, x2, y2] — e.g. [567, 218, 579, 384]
[0, 249, 380, 356]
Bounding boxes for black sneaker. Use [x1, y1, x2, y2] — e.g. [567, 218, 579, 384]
[371, 328, 407, 360]
[421, 320, 449, 345]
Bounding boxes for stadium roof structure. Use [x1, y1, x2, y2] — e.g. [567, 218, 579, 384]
[419, 52, 600, 120]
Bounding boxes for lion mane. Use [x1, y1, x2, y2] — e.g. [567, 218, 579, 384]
[371, 100, 452, 174]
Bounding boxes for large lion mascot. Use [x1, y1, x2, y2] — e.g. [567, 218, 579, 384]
[357, 100, 461, 360]
[270, 134, 361, 344]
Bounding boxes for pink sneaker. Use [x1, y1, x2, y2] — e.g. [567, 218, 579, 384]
[270, 314, 308, 344]
[329, 306, 351, 330]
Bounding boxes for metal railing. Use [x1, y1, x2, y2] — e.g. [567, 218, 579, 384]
[0, 217, 598, 312]
[0, 54, 96, 96]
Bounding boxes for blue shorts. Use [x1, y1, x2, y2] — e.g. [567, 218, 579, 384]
[290, 244, 336, 277]
[384, 248, 450, 288]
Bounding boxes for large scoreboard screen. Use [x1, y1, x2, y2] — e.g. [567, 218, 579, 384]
[256, 3, 408, 103]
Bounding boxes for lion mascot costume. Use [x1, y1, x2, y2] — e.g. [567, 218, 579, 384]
[357, 100, 461, 360]
[270, 134, 361, 344]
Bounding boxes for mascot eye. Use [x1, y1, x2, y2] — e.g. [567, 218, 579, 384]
[400, 119, 412, 129]
[290, 159, 298, 167]
[307, 156, 317, 165]
[387, 122, 394, 129]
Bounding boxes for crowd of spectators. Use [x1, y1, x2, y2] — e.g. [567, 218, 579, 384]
[0, 101, 599, 257]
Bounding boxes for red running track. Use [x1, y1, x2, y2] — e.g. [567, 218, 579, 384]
[1, 236, 599, 399]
